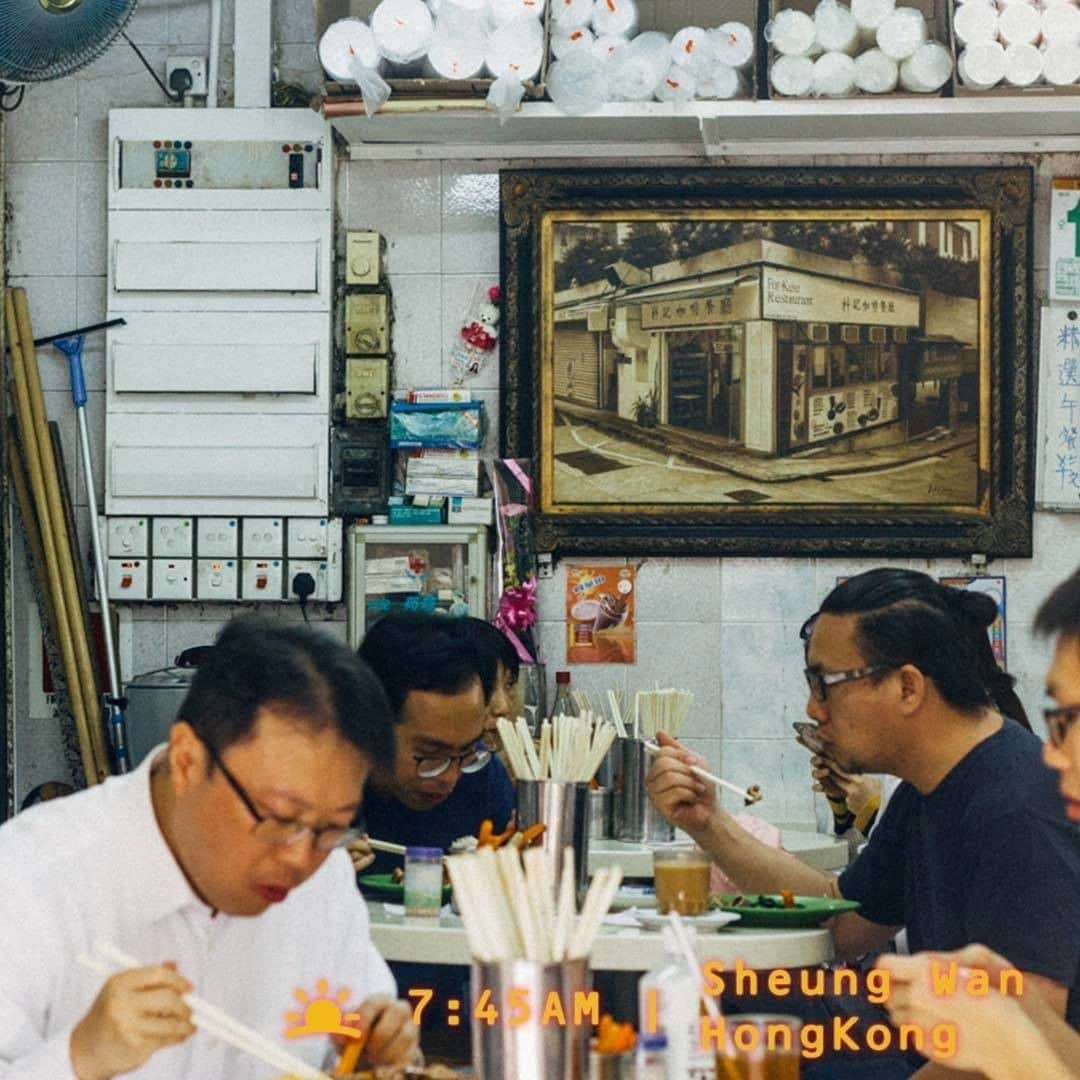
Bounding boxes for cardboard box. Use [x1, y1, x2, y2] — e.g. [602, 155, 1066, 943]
[447, 496, 494, 525]
[388, 503, 445, 525]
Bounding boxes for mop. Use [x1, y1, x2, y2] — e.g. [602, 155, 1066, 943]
[35, 318, 132, 773]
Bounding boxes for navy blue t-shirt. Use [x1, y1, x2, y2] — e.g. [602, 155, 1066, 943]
[839, 720, 1080, 1028]
[357, 757, 516, 877]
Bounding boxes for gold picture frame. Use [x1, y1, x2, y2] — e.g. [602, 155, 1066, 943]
[499, 166, 1034, 559]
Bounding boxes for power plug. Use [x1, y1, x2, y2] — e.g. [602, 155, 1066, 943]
[166, 56, 208, 97]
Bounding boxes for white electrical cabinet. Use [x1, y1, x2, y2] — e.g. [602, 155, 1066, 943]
[105, 108, 333, 517]
[346, 525, 488, 648]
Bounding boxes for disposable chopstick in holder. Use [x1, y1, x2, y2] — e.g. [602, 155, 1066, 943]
[643, 740, 763, 805]
[366, 838, 408, 856]
[80, 943, 331, 1080]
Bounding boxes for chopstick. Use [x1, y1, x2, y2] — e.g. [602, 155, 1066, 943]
[80, 943, 331, 1080]
[643, 740, 763, 805]
[367, 839, 407, 856]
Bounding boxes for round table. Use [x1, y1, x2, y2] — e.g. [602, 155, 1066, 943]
[366, 901, 833, 972]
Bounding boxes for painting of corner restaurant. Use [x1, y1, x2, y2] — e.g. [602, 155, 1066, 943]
[546, 213, 988, 511]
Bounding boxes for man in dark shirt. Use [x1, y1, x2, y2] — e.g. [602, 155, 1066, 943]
[348, 613, 515, 877]
[647, 568, 1080, 1079]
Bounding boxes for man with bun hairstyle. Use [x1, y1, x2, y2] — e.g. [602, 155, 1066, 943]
[647, 568, 1080, 1078]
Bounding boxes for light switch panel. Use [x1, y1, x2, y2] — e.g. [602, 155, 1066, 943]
[345, 231, 381, 286]
[345, 357, 389, 418]
[345, 293, 389, 356]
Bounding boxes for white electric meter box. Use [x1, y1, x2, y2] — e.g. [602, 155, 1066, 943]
[108, 558, 149, 600]
[197, 518, 239, 558]
[105, 108, 333, 517]
[152, 559, 194, 600]
[346, 524, 488, 648]
[242, 518, 284, 557]
[197, 558, 239, 601]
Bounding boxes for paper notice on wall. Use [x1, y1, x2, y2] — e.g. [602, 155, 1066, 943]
[1050, 179, 1080, 302]
[565, 564, 636, 664]
[1037, 305, 1080, 509]
[940, 575, 1007, 668]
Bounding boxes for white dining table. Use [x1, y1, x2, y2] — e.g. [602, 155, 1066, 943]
[366, 901, 833, 972]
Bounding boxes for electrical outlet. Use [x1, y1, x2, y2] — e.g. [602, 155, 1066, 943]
[166, 55, 208, 97]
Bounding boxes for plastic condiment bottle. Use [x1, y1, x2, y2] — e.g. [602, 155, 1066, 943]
[403, 846, 443, 916]
[635, 1032, 668, 1079]
[551, 670, 578, 718]
[637, 926, 708, 1079]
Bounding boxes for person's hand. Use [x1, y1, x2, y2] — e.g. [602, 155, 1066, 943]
[69, 964, 195, 1080]
[347, 834, 375, 873]
[811, 755, 882, 817]
[645, 731, 717, 832]
[354, 995, 419, 1067]
[877, 951, 1033, 1075]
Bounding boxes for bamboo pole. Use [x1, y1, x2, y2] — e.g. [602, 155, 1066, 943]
[13, 289, 110, 779]
[5, 290, 105, 783]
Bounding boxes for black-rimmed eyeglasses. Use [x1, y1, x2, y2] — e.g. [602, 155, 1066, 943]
[201, 737, 360, 852]
[1044, 705, 1080, 749]
[804, 665, 893, 703]
[413, 743, 492, 780]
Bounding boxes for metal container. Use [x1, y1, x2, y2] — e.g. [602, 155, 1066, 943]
[123, 666, 196, 765]
[516, 779, 591, 895]
[472, 957, 592, 1080]
[615, 738, 675, 844]
[588, 788, 612, 840]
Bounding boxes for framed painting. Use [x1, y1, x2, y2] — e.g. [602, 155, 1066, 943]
[499, 166, 1035, 558]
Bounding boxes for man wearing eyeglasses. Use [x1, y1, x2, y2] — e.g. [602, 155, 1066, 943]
[348, 613, 514, 879]
[0, 617, 419, 1080]
[647, 567, 1080, 1079]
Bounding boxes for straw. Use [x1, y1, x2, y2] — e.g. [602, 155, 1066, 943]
[642, 740, 763, 805]
[82, 945, 330, 1080]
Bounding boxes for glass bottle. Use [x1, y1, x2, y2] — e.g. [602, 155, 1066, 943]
[551, 670, 578, 719]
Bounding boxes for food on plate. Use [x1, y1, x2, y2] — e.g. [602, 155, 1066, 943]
[594, 1013, 636, 1054]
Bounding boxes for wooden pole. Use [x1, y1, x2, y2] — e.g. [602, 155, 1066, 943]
[4, 291, 103, 784]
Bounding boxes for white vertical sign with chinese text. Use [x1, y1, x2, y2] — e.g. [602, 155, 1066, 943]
[1050, 179, 1080, 302]
[1037, 305, 1080, 509]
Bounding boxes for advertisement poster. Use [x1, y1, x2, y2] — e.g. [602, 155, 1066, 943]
[1050, 178, 1080, 302]
[940, 576, 1007, 668]
[1036, 305, 1080, 509]
[565, 565, 636, 664]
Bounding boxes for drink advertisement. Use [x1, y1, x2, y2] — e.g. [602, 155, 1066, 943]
[565, 564, 636, 664]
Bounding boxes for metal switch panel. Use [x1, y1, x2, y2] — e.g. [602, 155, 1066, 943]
[197, 518, 239, 558]
[241, 518, 284, 557]
[107, 517, 149, 557]
[287, 518, 329, 559]
[344, 293, 389, 355]
[345, 231, 381, 285]
[154, 517, 193, 557]
[152, 559, 194, 600]
[196, 558, 238, 600]
[241, 559, 283, 600]
[345, 357, 389, 419]
[108, 558, 149, 599]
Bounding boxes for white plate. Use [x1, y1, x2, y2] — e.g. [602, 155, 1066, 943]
[608, 888, 658, 912]
[633, 909, 742, 932]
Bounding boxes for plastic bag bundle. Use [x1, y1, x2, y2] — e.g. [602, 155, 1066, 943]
[591, 0, 638, 37]
[372, 0, 435, 68]
[608, 30, 670, 99]
[670, 26, 717, 77]
[546, 50, 610, 112]
[551, 24, 596, 57]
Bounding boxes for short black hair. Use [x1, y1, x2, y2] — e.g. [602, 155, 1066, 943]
[813, 567, 1030, 728]
[178, 617, 394, 768]
[1035, 566, 1080, 640]
[358, 613, 489, 721]
[450, 617, 521, 686]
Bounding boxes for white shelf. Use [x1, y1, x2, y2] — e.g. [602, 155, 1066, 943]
[329, 96, 1080, 159]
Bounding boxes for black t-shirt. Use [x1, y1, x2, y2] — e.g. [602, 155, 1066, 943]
[839, 720, 1080, 1028]
[357, 757, 516, 877]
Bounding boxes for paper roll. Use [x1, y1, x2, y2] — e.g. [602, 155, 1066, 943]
[546, 51, 609, 113]
[997, 3, 1041, 46]
[876, 7, 927, 59]
[654, 63, 698, 101]
[852, 0, 896, 33]
[697, 63, 743, 99]
[952, 1, 999, 46]
[815, 0, 860, 54]
[899, 40, 953, 90]
[552, 24, 595, 56]
[854, 47, 900, 91]
[489, 0, 546, 26]
[1041, 3, 1080, 45]
[591, 0, 638, 37]
[1042, 41, 1080, 84]
[484, 16, 544, 79]
[768, 9, 819, 56]
[710, 22, 755, 69]
[1002, 41, 1043, 84]
[812, 49, 857, 94]
[426, 30, 488, 77]
[591, 33, 628, 61]
[770, 53, 815, 95]
[957, 40, 1007, 86]
[318, 18, 381, 80]
[372, 0, 435, 64]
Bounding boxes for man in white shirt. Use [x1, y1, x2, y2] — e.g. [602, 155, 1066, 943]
[0, 618, 417, 1079]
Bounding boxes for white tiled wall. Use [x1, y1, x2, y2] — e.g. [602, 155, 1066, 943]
[5, 3, 1080, 813]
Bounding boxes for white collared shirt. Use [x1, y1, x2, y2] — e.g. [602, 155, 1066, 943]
[0, 749, 395, 1079]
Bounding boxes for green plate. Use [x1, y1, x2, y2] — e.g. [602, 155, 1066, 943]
[711, 893, 860, 928]
[357, 873, 452, 904]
